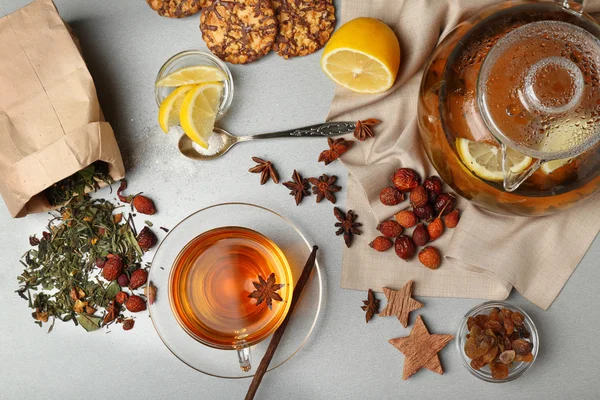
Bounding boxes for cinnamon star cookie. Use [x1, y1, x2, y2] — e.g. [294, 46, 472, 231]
[273, 0, 336, 59]
[200, 0, 278, 64]
[146, 0, 206, 18]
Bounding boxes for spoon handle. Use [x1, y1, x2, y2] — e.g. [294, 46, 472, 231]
[239, 121, 356, 141]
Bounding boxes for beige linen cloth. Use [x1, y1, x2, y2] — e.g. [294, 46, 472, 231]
[329, 0, 600, 310]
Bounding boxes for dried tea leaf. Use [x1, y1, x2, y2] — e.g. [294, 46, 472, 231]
[105, 281, 121, 301]
[76, 314, 102, 332]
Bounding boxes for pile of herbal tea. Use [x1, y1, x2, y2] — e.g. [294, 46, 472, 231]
[44, 161, 114, 207]
[17, 179, 160, 333]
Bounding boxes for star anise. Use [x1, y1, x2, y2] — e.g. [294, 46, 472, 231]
[283, 170, 311, 205]
[318, 137, 354, 165]
[248, 273, 284, 310]
[354, 118, 381, 141]
[333, 207, 362, 247]
[361, 289, 380, 323]
[248, 157, 279, 185]
[308, 174, 341, 204]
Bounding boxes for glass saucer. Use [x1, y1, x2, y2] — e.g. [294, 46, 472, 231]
[148, 203, 322, 379]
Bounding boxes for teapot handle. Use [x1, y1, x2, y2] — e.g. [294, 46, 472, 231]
[560, 0, 587, 15]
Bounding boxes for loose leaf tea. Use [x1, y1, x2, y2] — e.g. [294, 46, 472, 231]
[16, 196, 144, 332]
[44, 161, 113, 207]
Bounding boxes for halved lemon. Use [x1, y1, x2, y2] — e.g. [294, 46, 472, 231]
[158, 85, 195, 133]
[456, 138, 533, 182]
[156, 66, 226, 87]
[321, 17, 400, 94]
[179, 82, 223, 148]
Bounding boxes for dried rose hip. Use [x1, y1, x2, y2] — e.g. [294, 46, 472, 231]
[392, 168, 421, 192]
[413, 204, 434, 221]
[427, 218, 444, 241]
[409, 185, 428, 208]
[379, 187, 405, 206]
[377, 220, 403, 238]
[394, 235, 416, 260]
[434, 193, 456, 215]
[444, 209, 460, 228]
[412, 223, 429, 246]
[369, 236, 393, 252]
[423, 176, 443, 201]
[395, 210, 418, 228]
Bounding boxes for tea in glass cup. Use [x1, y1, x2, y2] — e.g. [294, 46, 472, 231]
[169, 226, 293, 371]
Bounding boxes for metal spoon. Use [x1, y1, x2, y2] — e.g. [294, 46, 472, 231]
[178, 121, 356, 160]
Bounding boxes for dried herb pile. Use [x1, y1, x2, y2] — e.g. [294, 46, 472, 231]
[17, 180, 158, 333]
[44, 161, 114, 207]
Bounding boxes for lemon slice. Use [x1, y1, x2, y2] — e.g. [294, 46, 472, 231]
[156, 66, 226, 87]
[456, 138, 533, 182]
[179, 82, 223, 148]
[541, 158, 571, 174]
[537, 128, 573, 174]
[158, 85, 195, 133]
[321, 17, 400, 94]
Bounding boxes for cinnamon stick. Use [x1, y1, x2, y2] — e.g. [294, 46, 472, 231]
[245, 245, 319, 400]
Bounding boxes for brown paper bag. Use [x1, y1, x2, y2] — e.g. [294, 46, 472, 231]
[0, 0, 125, 218]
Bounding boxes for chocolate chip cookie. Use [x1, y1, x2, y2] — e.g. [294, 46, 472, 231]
[273, 0, 336, 59]
[200, 0, 278, 64]
[147, 0, 207, 18]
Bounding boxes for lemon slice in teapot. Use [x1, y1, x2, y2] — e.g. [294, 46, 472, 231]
[456, 138, 533, 182]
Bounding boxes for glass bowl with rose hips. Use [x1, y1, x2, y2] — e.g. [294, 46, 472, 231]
[457, 301, 539, 383]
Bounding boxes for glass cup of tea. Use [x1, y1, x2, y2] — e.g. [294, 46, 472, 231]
[169, 226, 293, 371]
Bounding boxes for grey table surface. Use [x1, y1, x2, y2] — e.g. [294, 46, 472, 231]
[1, 1, 599, 399]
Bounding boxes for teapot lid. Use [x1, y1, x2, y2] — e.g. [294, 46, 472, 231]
[477, 20, 600, 160]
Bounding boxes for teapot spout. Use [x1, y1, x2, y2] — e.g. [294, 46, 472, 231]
[501, 144, 542, 192]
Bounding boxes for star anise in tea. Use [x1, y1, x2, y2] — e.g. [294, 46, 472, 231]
[308, 174, 341, 204]
[249, 157, 279, 185]
[354, 118, 381, 141]
[283, 170, 311, 205]
[361, 289, 380, 323]
[318, 137, 354, 165]
[248, 273, 285, 310]
[334, 207, 362, 248]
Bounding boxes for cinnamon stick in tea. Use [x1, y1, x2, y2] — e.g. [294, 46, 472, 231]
[245, 245, 319, 400]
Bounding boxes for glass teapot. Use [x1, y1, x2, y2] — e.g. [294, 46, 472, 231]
[418, 0, 600, 216]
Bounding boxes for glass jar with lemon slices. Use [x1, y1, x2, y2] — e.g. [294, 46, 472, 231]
[155, 50, 233, 149]
[418, 1, 600, 216]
